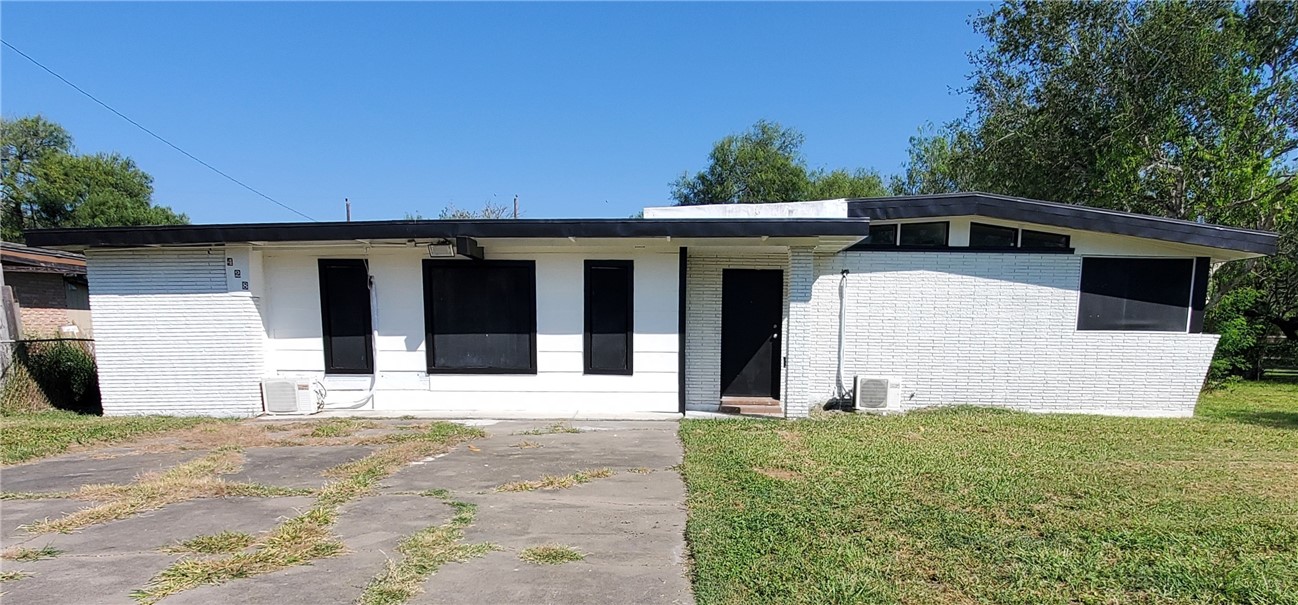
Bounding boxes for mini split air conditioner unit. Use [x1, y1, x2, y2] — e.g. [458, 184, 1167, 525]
[853, 376, 900, 411]
[261, 377, 320, 415]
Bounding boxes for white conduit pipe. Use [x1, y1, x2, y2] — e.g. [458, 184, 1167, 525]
[834, 269, 850, 401]
[319, 258, 379, 410]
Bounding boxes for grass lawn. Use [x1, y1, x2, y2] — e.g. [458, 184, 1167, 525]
[0, 410, 224, 465]
[680, 379, 1298, 605]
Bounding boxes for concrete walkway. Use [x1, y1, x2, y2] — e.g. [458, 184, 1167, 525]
[0, 419, 694, 605]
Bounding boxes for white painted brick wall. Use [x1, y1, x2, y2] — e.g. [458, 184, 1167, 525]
[783, 247, 817, 418]
[684, 251, 790, 411]
[87, 248, 266, 417]
[795, 252, 1216, 417]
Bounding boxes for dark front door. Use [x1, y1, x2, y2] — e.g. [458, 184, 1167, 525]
[720, 269, 783, 398]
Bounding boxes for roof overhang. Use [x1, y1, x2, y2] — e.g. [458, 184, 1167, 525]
[0, 242, 87, 274]
[848, 193, 1276, 256]
[24, 218, 872, 252]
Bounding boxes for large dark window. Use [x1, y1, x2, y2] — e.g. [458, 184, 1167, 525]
[969, 222, 1018, 248]
[864, 223, 898, 247]
[1078, 258, 1194, 331]
[584, 260, 633, 375]
[898, 222, 949, 247]
[423, 260, 536, 373]
[319, 259, 373, 374]
[1021, 229, 1071, 249]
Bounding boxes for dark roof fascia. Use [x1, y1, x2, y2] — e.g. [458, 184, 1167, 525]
[846, 193, 1276, 255]
[24, 218, 871, 249]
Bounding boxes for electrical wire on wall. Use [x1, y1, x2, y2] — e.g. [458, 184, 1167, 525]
[834, 269, 851, 402]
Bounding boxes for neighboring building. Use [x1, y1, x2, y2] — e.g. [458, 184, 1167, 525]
[0, 242, 92, 338]
[26, 193, 1275, 419]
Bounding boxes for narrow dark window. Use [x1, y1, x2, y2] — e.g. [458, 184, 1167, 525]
[584, 260, 634, 375]
[969, 222, 1018, 248]
[1078, 258, 1194, 332]
[865, 223, 898, 247]
[898, 222, 949, 247]
[1021, 229, 1071, 249]
[424, 260, 536, 373]
[318, 259, 373, 374]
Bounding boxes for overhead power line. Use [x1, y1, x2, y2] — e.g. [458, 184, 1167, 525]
[1, 39, 317, 222]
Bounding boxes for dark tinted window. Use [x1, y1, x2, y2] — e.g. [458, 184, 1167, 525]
[1021, 229, 1070, 249]
[865, 223, 898, 246]
[899, 222, 949, 247]
[585, 261, 633, 374]
[969, 223, 1018, 248]
[319, 259, 373, 374]
[1078, 258, 1193, 331]
[424, 260, 536, 372]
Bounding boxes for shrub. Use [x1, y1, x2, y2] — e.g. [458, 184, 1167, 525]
[1206, 287, 1270, 383]
[2, 339, 101, 415]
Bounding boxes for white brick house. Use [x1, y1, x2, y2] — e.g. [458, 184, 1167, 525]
[27, 193, 1275, 419]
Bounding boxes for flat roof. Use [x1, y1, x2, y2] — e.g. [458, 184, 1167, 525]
[847, 192, 1276, 255]
[24, 218, 872, 249]
[0, 242, 87, 274]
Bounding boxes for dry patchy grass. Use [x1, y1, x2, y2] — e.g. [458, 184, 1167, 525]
[1, 545, 60, 561]
[356, 493, 496, 605]
[518, 545, 584, 565]
[0, 571, 31, 582]
[495, 468, 614, 492]
[512, 422, 582, 436]
[0, 411, 225, 465]
[162, 531, 255, 555]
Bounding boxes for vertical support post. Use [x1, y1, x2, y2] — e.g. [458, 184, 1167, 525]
[784, 246, 816, 418]
[677, 246, 688, 414]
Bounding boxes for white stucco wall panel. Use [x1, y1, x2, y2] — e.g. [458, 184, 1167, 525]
[796, 251, 1216, 416]
[86, 248, 266, 417]
[260, 246, 680, 415]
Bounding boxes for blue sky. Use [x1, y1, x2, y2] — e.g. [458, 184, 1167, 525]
[2, 2, 990, 223]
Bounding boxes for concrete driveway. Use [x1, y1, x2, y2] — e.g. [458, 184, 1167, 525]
[0, 419, 693, 605]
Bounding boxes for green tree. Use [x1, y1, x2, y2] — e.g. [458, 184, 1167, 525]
[806, 168, 889, 200]
[900, 1, 1298, 372]
[890, 123, 977, 196]
[1, 115, 187, 242]
[962, 1, 1296, 228]
[1, 115, 72, 240]
[671, 120, 887, 205]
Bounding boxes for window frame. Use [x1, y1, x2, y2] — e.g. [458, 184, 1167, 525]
[968, 222, 1020, 249]
[318, 259, 374, 375]
[422, 259, 538, 375]
[861, 223, 899, 247]
[1076, 256, 1196, 333]
[583, 260, 634, 376]
[897, 221, 950, 247]
[1020, 228, 1071, 250]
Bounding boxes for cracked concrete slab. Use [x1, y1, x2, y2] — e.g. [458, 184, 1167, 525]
[223, 445, 375, 489]
[1, 419, 693, 605]
[7, 496, 316, 554]
[162, 495, 453, 605]
[0, 451, 205, 494]
[0, 552, 179, 605]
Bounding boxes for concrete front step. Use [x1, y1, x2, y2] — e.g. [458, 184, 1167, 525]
[718, 398, 784, 417]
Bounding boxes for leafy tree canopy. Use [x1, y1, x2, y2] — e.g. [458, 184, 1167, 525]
[671, 120, 887, 205]
[1, 115, 187, 242]
[892, 1, 1297, 361]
